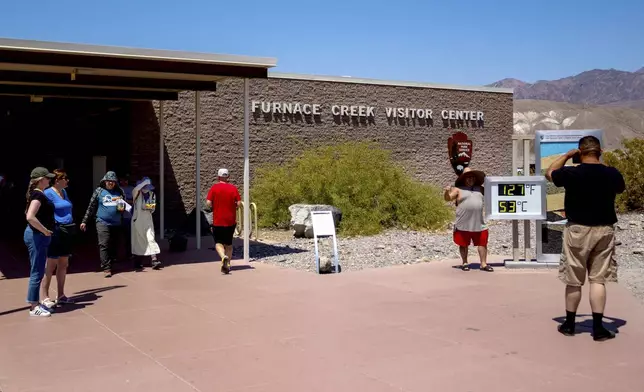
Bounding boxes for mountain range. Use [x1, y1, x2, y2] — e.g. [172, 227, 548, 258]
[488, 67, 644, 151]
[489, 67, 644, 108]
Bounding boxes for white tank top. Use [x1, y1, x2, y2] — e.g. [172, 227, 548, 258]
[454, 187, 486, 232]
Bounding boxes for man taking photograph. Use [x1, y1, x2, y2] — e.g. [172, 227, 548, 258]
[546, 135, 625, 342]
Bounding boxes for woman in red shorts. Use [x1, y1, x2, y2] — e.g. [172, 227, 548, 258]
[443, 168, 493, 272]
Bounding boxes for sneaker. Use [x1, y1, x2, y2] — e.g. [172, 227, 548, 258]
[221, 256, 230, 274]
[104, 270, 112, 278]
[57, 295, 74, 305]
[42, 298, 56, 308]
[151, 260, 162, 270]
[30, 305, 52, 317]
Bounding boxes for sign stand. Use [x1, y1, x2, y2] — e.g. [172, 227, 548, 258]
[484, 175, 549, 268]
[311, 211, 340, 274]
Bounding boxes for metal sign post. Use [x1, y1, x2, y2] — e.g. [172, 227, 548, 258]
[311, 211, 340, 274]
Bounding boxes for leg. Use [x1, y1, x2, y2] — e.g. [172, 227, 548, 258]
[453, 230, 470, 271]
[219, 226, 234, 274]
[151, 253, 162, 269]
[56, 256, 69, 299]
[557, 224, 591, 336]
[475, 230, 492, 271]
[41, 257, 57, 305]
[107, 225, 120, 269]
[215, 243, 226, 260]
[96, 222, 112, 276]
[587, 226, 618, 341]
[565, 285, 582, 312]
[459, 246, 468, 266]
[24, 228, 51, 315]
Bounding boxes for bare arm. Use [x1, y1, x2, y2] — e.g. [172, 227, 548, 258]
[546, 149, 578, 182]
[26, 200, 51, 236]
[443, 186, 460, 202]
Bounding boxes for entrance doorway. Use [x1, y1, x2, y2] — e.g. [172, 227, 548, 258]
[0, 96, 133, 276]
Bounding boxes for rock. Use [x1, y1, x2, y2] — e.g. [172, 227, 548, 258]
[289, 204, 342, 239]
[616, 241, 623, 246]
[319, 256, 334, 273]
[376, 245, 386, 250]
[616, 224, 627, 231]
[633, 249, 644, 255]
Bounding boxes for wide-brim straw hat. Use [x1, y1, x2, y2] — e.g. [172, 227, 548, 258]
[455, 167, 486, 187]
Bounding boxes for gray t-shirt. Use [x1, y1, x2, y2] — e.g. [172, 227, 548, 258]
[454, 187, 486, 232]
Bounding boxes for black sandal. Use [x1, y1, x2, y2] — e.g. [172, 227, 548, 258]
[480, 265, 494, 272]
[461, 264, 470, 271]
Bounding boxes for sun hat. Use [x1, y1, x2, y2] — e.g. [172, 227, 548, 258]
[102, 171, 118, 182]
[30, 167, 55, 179]
[455, 167, 486, 188]
[218, 168, 229, 178]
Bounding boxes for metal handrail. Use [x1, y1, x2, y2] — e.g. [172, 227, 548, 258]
[235, 201, 259, 240]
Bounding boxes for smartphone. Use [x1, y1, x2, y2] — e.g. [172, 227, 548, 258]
[572, 152, 581, 164]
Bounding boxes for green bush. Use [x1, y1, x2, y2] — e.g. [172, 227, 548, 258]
[251, 141, 453, 236]
[604, 138, 644, 211]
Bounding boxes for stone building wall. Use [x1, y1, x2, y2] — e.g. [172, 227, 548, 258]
[130, 75, 513, 229]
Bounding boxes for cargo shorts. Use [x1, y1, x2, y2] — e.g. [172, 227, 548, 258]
[559, 223, 618, 286]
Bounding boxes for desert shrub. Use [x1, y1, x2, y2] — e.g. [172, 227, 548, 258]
[251, 141, 453, 236]
[604, 138, 644, 211]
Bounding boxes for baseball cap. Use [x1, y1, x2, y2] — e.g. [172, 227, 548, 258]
[30, 167, 55, 179]
[218, 168, 229, 178]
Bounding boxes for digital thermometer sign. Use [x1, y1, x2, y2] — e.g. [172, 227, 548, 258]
[484, 176, 547, 220]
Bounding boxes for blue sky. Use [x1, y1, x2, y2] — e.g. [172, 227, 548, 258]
[1, 0, 642, 86]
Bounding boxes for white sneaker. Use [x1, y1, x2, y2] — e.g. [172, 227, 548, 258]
[42, 298, 56, 308]
[29, 305, 52, 317]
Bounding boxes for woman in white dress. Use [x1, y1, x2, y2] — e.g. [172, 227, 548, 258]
[131, 177, 162, 270]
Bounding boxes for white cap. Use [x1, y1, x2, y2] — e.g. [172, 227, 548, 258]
[217, 168, 229, 178]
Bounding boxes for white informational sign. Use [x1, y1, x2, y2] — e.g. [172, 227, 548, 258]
[534, 129, 604, 263]
[484, 176, 547, 221]
[311, 211, 340, 274]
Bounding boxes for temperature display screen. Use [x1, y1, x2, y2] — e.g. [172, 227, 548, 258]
[498, 184, 525, 197]
[485, 176, 547, 221]
[497, 200, 517, 213]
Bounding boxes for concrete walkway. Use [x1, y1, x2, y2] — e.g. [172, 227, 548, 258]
[1, 255, 643, 392]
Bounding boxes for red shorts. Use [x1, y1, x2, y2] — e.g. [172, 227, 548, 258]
[453, 229, 489, 247]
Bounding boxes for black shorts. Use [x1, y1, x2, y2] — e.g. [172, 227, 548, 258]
[211, 225, 236, 246]
[48, 224, 76, 258]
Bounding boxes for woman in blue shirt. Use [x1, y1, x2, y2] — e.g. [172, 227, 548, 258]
[42, 169, 76, 307]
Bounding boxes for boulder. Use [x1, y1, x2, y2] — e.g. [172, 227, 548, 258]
[319, 256, 334, 273]
[288, 204, 342, 238]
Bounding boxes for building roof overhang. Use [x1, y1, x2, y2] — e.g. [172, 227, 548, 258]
[0, 38, 277, 101]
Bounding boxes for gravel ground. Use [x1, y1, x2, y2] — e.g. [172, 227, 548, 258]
[248, 213, 644, 301]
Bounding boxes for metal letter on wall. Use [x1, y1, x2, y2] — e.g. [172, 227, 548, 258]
[534, 129, 604, 263]
[448, 131, 473, 175]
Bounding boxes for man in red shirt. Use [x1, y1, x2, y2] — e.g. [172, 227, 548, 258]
[206, 168, 240, 274]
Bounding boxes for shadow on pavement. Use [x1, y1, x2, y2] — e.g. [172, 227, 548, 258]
[552, 314, 626, 335]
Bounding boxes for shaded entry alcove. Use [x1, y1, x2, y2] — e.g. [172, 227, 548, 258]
[0, 37, 277, 279]
[0, 96, 133, 238]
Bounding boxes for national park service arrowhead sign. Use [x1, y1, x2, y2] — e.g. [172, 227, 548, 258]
[448, 131, 473, 175]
